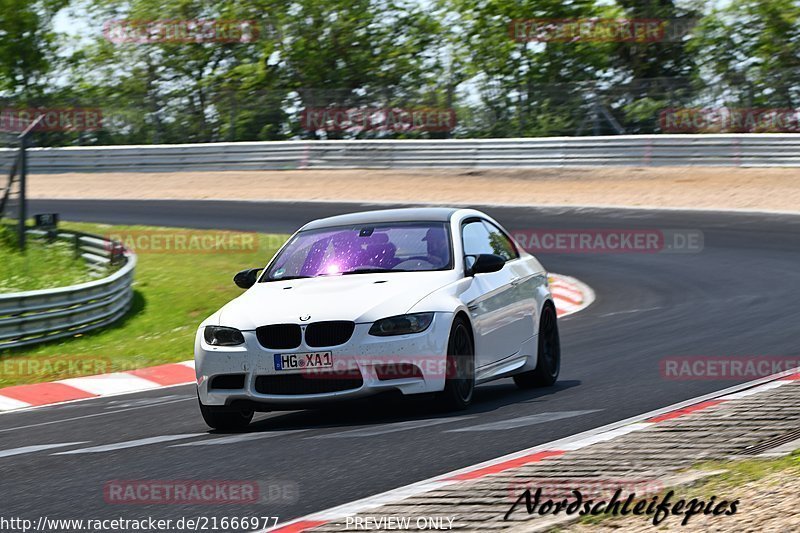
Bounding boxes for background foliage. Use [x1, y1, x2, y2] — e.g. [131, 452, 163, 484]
[0, 0, 797, 144]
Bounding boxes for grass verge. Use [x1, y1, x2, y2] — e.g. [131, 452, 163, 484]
[0, 221, 288, 387]
[0, 224, 92, 292]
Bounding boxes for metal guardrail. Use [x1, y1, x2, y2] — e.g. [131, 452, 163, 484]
[0, 230, 136, 350]
[1, 134, 800, 172]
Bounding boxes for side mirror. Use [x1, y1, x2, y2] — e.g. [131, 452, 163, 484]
[233, 268, 263, 289]
[468, 254, 506, 275]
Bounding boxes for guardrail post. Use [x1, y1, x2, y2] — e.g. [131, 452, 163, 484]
[15, 115, 45, 251]
[18, 135, 26, 251]
[110, 241, 125, 266]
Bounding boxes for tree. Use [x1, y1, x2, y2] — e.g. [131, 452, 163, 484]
[688, 0, 800, 108]
[0, 0, 67, 99]
[439, 0, 620, 137]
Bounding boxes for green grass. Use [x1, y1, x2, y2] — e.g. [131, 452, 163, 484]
[687, 449, 800, 494]
[0, 224, 92, 292]
[0, 221, 289, 387]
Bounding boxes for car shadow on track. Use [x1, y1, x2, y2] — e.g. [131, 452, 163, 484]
[213, 379, 581, 434]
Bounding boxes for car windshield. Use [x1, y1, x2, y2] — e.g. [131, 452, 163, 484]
[264, 222, 452, 280]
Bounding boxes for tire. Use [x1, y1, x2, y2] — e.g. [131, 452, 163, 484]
[438, 316, 475, 410]
[198, 393, 254, 431]
[514, 304, 560, 389]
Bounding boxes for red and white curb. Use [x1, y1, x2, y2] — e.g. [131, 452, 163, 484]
[549, 273, 594, 317]
[264, 368, 800, 532]
[0, 361, 196, 412]
[0, 274, 593, 414]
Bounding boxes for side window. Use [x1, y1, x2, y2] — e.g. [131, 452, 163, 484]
[482, 221, 519, 260]
[462, 221, 494, 257]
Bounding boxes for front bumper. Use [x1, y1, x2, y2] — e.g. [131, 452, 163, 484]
[195, 313, 453, 407]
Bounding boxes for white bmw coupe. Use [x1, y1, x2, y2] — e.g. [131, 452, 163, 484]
[195, 207, 560, 429]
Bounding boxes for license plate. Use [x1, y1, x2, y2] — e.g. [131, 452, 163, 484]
[274, 352, 333, 371]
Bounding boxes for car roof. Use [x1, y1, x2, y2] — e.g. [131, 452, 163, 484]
[300, 207, 463, 231]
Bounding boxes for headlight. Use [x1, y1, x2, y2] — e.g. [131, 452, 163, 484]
[369, 313, 434, 336]
[204, 326, 245, 346]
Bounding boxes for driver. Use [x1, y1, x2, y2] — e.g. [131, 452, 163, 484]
[422, 227, 448, 267]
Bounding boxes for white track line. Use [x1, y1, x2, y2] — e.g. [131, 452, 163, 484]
[311, 416, 474, 439]
[52, 433, 204, 455]
[445, 410, 599, 432]
[172, 430, 308, 447]
[0, 442, 89, 459]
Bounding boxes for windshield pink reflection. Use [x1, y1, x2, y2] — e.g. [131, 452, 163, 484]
[266, 223, 451, 279]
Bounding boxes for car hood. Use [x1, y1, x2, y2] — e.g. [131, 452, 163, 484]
[217, 271, 457, 330]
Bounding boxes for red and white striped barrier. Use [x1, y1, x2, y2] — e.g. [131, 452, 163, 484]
[0, 362, 196, 412]
[549, 273, 594, 317]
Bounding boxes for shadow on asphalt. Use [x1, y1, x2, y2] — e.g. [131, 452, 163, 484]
[212, 379, 581, 434]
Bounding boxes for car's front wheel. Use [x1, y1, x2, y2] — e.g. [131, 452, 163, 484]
[514, 303, 560, 389]
[438, 316, 475, 410]
[198, 393, 254, 431]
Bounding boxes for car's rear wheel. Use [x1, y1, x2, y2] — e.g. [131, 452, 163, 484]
[198, 393, 254, 431]
[514, 303, 560, 389]
[438, 316, 475, 410]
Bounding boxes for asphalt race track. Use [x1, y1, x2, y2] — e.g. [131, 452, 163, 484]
[5, 199, 800, 527]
